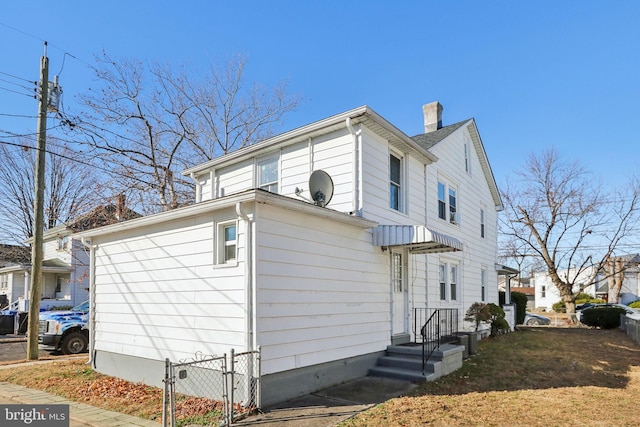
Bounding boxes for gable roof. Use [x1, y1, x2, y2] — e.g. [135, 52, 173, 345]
[0, 244, 31, 267]
[412, 118, 503, 211]
[43, 203, 142, 239]
[182, 106, 439, 177]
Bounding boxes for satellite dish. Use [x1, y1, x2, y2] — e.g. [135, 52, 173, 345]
[308, 170, 334, 207]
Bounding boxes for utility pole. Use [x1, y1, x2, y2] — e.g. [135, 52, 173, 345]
[26, 42, 49, 360]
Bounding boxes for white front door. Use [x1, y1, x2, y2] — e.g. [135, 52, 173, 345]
[391, 250, 408, 337]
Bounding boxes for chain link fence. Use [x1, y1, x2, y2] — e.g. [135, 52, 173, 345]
[162, 348, 260, 427]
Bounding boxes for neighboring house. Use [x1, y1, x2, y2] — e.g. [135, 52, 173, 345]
[0, 196, 139, 312]
[534, 255, 640, 310]
[0, 244, 31, 309]
[77, 102, 505, 406]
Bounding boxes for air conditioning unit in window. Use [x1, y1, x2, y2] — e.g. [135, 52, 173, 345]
[450, 212, 460, 224]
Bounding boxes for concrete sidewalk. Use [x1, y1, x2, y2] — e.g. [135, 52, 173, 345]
[0, 381, 160, 426]
[231, 376, 417, 427]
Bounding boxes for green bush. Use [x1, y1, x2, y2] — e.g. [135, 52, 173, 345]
[629, 300, 640, 309]
[580, 307, 626, 329]
[465, 302, 490, 332]
[553, 293, 604, 313]
[511, 291, 528, 324]
[487, 303, 509, 336]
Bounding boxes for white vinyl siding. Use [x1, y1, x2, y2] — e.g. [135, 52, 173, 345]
[255, 203, 389, 374]
[91, 211, 246, 361]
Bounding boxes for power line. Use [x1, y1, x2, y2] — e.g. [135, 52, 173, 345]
[0, 85, 34, 98]
[0, 138, 169, 190]
[0, 70, 34, 84]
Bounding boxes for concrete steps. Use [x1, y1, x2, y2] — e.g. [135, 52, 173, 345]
[368, 343, 464, 383]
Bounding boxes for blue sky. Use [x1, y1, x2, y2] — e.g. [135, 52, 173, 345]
[1, 1, 639, 189]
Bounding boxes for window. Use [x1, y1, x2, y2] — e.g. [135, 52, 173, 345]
[438, 180, 458, 224]
[389, 153, 402, 211]
[439, 261, 459, 301]
[464, 143, 471, 173]
[439, 264, 446, 300]
[0, 274, 7, 290]
[480, 208, 485, 238]
[57, 235, 69, 251]
[217, 221, 237, 264]
[448, 188, 457, 223]
[257, 157, 278, 193]
[392, 252, 403, 292]
[438, 182, 446, 220]
[55, 277, 62, 293]
[541, 285, 546, 298]
[450, 265, 458, 301]
[481, 268, 487, 302]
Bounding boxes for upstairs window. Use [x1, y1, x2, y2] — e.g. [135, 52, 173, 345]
[480, 208, 485, 238]
[258, 157, 278, 193]
[57, 235, 69, 251]
[438, 182, 446, 220]
[464, 143, 471, 173]
[438, 180, 459, 224]
[449, 188, 457, 224]
[390, 154, 402, 211]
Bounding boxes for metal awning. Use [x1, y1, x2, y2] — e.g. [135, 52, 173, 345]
[372, 225, 463, 254]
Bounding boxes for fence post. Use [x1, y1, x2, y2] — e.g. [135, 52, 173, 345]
[162, 358, 169, 427]
[229, 348, 236, 424]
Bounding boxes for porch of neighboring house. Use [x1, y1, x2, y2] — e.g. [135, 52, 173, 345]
[7, 261, 74, 312]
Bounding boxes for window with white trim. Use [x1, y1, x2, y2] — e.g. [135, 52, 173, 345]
[464, 142, 471, 174]
[216, 221, 237, 264]
[481, 268, 487, 302]
[57, 235, 69, 251]
[480, 208, 485, 238]
[439, 264, 446, 300]
[439, 260, 460, 301]
[541, 285, 546, 298]
[0, 274, 7, 290]
[257, 156, 278, 193]
[389, 153, 402, 211]
[450, 265, 458, 301]
[438, 180, 459, 224]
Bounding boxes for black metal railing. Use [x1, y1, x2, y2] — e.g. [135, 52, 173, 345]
[414, 308, 459, 374]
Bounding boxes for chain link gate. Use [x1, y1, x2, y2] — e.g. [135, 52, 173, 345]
[162, 349, 260, 427]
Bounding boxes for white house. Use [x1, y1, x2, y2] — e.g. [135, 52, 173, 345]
[534, 255, 640, 311]
[77, 102, 505, 405]
[0, 197, 138, 314]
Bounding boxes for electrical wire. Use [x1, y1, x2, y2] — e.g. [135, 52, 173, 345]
[0, 70, 34, 84]
[0, 85, 34, 98]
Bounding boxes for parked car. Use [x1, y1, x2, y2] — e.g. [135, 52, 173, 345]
[38, 300, 89, 354]
[524, 312, 551, 326]
[578, 303, 640, 322]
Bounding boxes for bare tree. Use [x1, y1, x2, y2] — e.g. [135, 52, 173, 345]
[67, 52, 299, 214]
[0, 138, 101, 244]
[499, 149, 640, 320]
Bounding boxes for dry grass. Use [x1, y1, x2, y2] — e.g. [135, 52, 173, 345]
[341, 327, 640, 427]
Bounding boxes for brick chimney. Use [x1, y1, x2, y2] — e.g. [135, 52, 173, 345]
[115, 194, 126, 220]
[422, 101, 443, 133]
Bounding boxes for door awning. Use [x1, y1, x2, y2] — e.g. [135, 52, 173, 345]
[372, 225, 463, 254]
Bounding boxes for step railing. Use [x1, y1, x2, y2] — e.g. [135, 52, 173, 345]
[414, 308, 458, 374]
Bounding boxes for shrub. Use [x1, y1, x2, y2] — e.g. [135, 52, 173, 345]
[487, 303, 509, 336]
[553, 293, 604, 313]
[465, 302, 490, 331]
[580, 306, 627, 329]
[629, 300, 640, 309]
[510, 291, 528, 324]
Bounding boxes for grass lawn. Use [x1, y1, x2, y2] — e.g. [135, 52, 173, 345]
[0, 327, 638, 426]
[340, 327, 640, 426]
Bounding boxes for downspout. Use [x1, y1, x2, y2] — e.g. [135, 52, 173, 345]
[236, 202, 255, 352]
[346, 117, 362, 216]
[189, 172, 201, 203]
[80, 236, 96, 367]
